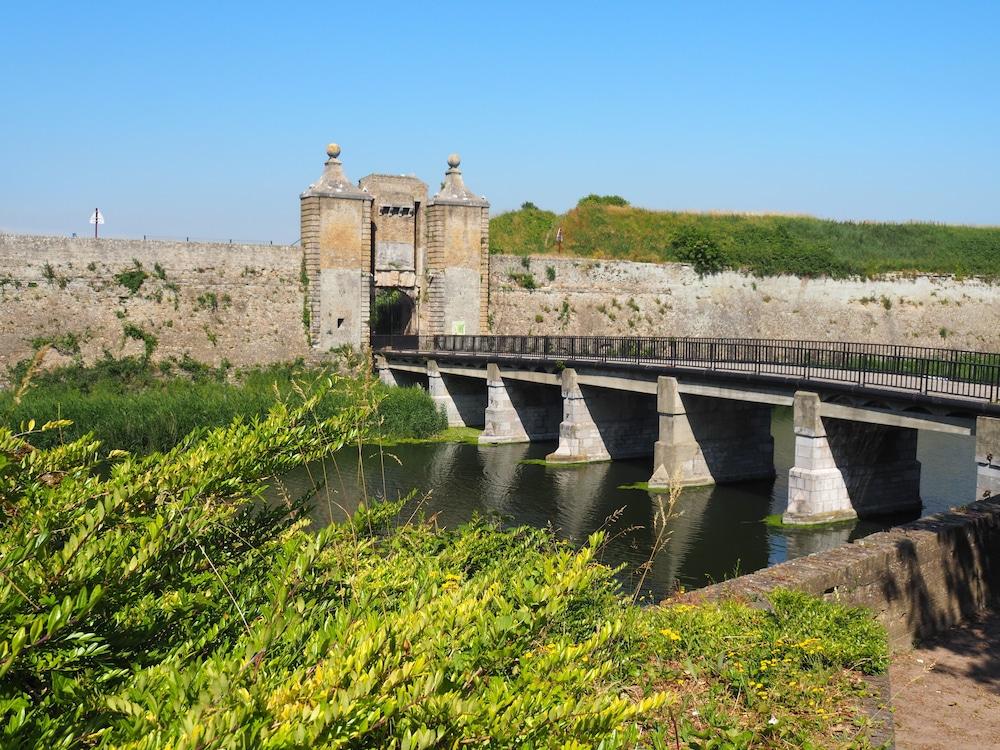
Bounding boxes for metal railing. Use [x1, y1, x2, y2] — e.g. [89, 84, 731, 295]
[371, 334, 1000, 401]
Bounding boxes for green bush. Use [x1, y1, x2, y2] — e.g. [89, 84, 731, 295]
[1, 358, 445, 454]
[577, 194, 630, 207]
[0, 392, 664, 747]
[672, 227, 727, 276]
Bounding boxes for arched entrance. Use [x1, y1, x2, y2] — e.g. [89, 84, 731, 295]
[372, 287, 416, 336]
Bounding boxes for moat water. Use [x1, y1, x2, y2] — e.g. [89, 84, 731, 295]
[274, 407, 974, 601]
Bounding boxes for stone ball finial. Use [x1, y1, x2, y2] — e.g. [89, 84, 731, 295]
[447, 153, 461, 168]
[326, 143, 341, 159]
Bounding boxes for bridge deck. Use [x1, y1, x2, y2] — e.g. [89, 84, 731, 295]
[374, 334, 1000, 418]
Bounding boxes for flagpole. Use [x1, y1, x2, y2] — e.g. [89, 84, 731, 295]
[94, 208, 98, 239]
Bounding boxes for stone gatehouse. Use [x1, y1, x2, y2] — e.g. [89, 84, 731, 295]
[300, 145, 489, 350]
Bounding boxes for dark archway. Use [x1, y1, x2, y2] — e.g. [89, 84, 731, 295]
[372, 288, 415, 336]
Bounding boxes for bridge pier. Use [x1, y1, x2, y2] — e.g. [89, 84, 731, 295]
[784, 391, 921, 525]
[376, 355, 398, 387]
[375, 355, 426, 389]
[975, 416, 1000, 500]
[479, 364, 561, 444]
[648, 376, 775, 489]
[426, 360, 486, 428]
[546, 368, 657, 463]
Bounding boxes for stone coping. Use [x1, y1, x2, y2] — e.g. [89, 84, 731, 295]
[677, 496, 1000, 650]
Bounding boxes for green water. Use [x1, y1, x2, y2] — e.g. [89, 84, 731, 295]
[274, 407, 974, 600]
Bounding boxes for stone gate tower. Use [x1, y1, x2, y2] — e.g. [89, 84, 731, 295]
[300, 143, 489, 350]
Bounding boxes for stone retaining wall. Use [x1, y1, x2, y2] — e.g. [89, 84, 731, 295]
[681, 497, 1000, 650]
[0, 234, 310, 382]
[490, 254, 1000, 351]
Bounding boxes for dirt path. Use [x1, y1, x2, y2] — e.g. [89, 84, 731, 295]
[890, 608, 1000, 749]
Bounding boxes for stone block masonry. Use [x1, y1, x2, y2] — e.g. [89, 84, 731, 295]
[683, 496, 1000, 651]
[546, 368, 657, 462]
[426, 360, 487, 428]
[649, 376, 774, 488]
[785, 392, 921, 524]
[479, 364, 562, 444]
[490, 254, 1000, 351]
[0, 234, 310, 382]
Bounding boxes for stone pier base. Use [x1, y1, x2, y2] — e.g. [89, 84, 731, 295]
[784, 391, 921, 525]
[426, 360, 486, 427]
[976, 416, 1000, 501]
[546, 368, 657, 463]
[479, 364, 561, 444]
[375, 355, 426, 389]
[649, 376, 774, 489]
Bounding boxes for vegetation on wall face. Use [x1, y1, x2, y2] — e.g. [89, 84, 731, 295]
[113, 259, 149, 294]
[299, 252, 311, 342]
[489, 200, 1000, 279]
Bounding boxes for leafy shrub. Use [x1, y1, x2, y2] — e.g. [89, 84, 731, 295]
[672, 228, 727, 276]
[577, 194, 630, 207]
[507, 271, 537, 290]
[195, 291, 219, 311]
[1, 359, 446, 454]
[122, 322, 158, 359]
[0, 389, 665, 747]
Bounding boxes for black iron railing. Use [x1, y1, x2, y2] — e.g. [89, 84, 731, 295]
[371, 334, 1000, 401]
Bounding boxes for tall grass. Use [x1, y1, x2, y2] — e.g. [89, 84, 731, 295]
[0, 355, 446, 454]
[490, 202, 1000, 279]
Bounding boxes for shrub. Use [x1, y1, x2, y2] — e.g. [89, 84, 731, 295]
[0, 389, 665, 747]
[507, 271, 537, 290]
[577, 194, 630, 207]
[672, 228, 727, 276]
[1, 359, 446, 454]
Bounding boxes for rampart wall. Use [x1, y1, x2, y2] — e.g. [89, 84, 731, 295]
[0, 234, 309, 382]
[5, 236, 1000, 385]
[682, 497, 1000, 650]
[489, 255, 1000, 351]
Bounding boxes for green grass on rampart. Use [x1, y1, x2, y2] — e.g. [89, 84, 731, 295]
[490, 199, 1000, 279]
[0, 355, 446, 454]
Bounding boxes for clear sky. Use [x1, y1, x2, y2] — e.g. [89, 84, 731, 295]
[1, 1, 997, 241]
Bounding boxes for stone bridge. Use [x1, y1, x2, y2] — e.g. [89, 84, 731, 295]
[374, 334, 1000, 525]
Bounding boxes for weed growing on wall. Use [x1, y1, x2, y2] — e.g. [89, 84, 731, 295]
[121, 322, 158, 359]
[114, 259, 149, 294]
[507, 271, 537, 290]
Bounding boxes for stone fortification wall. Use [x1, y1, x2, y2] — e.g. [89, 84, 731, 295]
[682, 497, 1000, 651]
[0, 234, 309, 382]
[489, 255, 1000, 351]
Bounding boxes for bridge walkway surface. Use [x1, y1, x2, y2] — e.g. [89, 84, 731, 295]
[373, 334, 1000, 412]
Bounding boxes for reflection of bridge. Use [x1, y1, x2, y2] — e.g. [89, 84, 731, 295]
[373, 335, 1000, 525]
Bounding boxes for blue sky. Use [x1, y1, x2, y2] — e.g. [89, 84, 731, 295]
[1, 1, 997, 241]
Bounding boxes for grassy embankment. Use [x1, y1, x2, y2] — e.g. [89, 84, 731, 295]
[491, 195, 1000, 279]
[1, 354, 448, 454]
[0, 376, 890, 748]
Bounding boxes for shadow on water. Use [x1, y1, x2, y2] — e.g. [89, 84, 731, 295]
[270, 407, 976, 601]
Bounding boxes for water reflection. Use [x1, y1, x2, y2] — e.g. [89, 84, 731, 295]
[270, 407, 976, 601]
